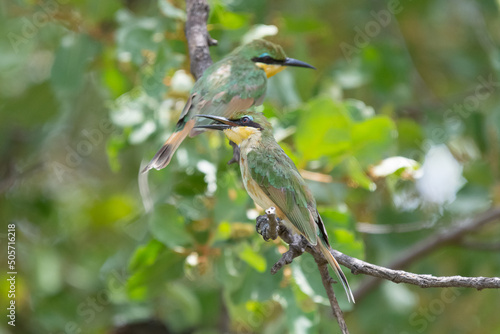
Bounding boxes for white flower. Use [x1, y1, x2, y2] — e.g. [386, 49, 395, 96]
[416, 145, 465, 205]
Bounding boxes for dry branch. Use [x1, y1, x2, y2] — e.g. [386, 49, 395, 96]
[258, 211, 350, 333]
[351, 207, 500, 301]
[263, 208, 500, 300]
[185, 0, 217, 79]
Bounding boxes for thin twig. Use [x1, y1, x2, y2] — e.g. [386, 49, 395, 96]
[317, 263, 349, 334]
[332, 249, 500, 288]
[352, 207, 500, 301]
[261, 207, 500, 305]
[356, 220, 434, 234]
[271, 219, 500, 290]
[264, 218, 350, 331]
[459, 240, 500, 251]
[270, 227, 306, 274]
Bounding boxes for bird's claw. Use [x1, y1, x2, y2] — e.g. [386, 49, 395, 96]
[256, 214, 281, 241]
[256, 215, 269, 241]
[227, 141, 240, 165]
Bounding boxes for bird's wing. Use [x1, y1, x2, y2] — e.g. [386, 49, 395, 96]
[189, 60, 268, 136]
[248, 145, 318, 245]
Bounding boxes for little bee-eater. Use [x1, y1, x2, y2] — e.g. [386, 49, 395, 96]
[142, 39, 315, 172]
[195, 111, 355, 303]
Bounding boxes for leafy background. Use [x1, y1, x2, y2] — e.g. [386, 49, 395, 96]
[1, 0, 500, 333]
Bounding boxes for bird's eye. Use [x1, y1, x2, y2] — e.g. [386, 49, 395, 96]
[260, 56, 273, 63]
[241, 116, 250, 123]
[252, 53, 276, 64]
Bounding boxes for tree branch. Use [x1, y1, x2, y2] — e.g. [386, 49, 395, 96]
[317, 263, 349, 334]
[459, 240, 500, 251]
[258, 212, 350, 332]
[259, 207, 500, 305]
[351, 207, 500, 301]
[265, 207, 279, 240]
[185, 0, 217, 79]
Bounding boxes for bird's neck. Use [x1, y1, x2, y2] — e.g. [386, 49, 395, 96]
[223, 127, 261, 147]
[254, 63, 286, 78]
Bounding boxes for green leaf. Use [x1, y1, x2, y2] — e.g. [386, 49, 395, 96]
[230, 247, 283, 304]
[320, 209, 364, 261]
[351, 115, 396, 167]
[213, 7, 248, 30]
[294, 97, 397, 173]
[283, 17, 325, 33]
[128, 239, 165, 272]
[346, 156, 376, 191]
[150, 204, 192, 249]
[126, 249, 185, 300]
[295, 97, 352, 162]
[397, 118, 424, 153]
[238, 243, 267, 272]
[215, 221, 232, 241]
[344, 98, 375, 122]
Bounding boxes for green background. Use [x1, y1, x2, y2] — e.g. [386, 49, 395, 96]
[1, 0, 500, 333]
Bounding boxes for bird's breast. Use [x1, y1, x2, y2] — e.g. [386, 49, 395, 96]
[239, 147, 272, 211]
[239, 146, 304, 237]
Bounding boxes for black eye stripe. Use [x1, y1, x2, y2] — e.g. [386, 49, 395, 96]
[229, 117, 263, 130]
[251, 56, 283, 65]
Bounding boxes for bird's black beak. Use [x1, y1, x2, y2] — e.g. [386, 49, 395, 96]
[194, 115, 239, 131]
[282, 57, 316, 70]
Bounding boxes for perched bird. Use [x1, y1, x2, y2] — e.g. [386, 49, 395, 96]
[142, 39, 315, 173]
[194, 111, 355, 303]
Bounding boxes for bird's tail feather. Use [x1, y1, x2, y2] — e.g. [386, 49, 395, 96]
[318, 241, 355, 303]
[141, 119, 195, 173]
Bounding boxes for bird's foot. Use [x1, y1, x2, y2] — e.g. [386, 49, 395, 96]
[256, 207, 280, 241]
[227, 140, 240, 165]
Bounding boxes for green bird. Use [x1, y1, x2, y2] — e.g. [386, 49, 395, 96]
[195, 111, 355, 303]
[142, 39, 315, 172]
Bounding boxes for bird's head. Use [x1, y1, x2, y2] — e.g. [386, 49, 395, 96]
[194, 111, 272, 145]
[232, 39, 316, 78]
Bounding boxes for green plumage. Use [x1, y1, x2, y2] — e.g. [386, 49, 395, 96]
[143, 39, 286, 172]
[177, 39, 285, 132]
[230, 111, 353, 303]
[247, 141, 320, 245]
[192, 109, 354, 303]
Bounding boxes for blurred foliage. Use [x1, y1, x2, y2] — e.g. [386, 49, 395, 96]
[1, 0, 500, 333]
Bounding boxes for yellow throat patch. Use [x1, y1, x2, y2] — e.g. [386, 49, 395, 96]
[223, 127, 260, 145]
[255, 63, 285, 78]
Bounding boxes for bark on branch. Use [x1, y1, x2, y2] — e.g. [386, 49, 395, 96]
[264, 208, 500, 302]
[257, 211, 349, 334]
[351, 207, 500, 301]
[185, 0, 217, 79]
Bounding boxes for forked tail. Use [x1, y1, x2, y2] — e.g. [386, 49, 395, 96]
[141, 119, 195, 173]
[318, 241, 355, 303]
